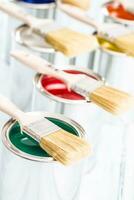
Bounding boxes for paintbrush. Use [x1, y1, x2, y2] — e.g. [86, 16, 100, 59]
[11, 50, 134, 115]
[0, 1, 98, 57]
[61, 0, 90, 10]
[0, 94, 90, 165]
[59, 3, 134, 57]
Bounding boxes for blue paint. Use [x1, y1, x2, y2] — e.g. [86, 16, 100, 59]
[21, 0, 55, 3]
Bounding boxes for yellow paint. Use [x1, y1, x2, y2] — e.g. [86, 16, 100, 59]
[97, 37, 123, 53]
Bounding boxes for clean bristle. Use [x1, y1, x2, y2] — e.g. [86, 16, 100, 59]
[40, 130, 90, 165]
[90, 86, 134, 115]
[61, 0, 90, 10]
[114, 33, 134, 57]
[45, 28, 99, 57]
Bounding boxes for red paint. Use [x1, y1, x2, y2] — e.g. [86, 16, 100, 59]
[41, 70, 96, 101]
[107, 3, 134, 20]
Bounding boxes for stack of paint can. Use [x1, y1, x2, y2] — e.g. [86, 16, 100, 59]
[0, 1, 133, 200]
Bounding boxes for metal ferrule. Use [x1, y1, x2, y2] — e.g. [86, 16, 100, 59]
[71, 76, 104, 98]
[34, 22, 63, 36]
[34, 66, 104, 104]
[23, 118, 61, 142]
[99, 24, 133, 41]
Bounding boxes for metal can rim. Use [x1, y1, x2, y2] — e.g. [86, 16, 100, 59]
[100, 45, 134, 58]
[10, 0, 56, 10]
[33, 66, 104, 105]
[1, 112, 86, 163]
[14, 24, 55, 53]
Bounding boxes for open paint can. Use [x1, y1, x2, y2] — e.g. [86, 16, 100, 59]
[102, 1, 134, 27]
[0, 112, 86, 200]
[97, 38, 134, 95]
[15, 24, 55, 62]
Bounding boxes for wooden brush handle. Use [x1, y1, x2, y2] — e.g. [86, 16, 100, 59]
[58, 2, 100, 31]
[0, 2, 35, 25]
[0, 95, 24, 120]
[11, 51, 74, 83]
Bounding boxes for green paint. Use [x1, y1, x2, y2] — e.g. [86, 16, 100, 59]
[9, 117, 79, 157]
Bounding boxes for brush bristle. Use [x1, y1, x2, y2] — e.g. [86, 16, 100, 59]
[114, 33, 134, 57]
[40, 130, 90, 165]
[90, 86, 134, 115]
[61, 0, 90, 10]
[45, 28, 99, 57]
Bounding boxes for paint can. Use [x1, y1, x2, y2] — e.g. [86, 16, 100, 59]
[96, 39, 134, 200]
[0, 112, 86, 200]
[11, 0, 57, 19]
[101, 1, 134, 27]
[97, 41, 134, 95]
